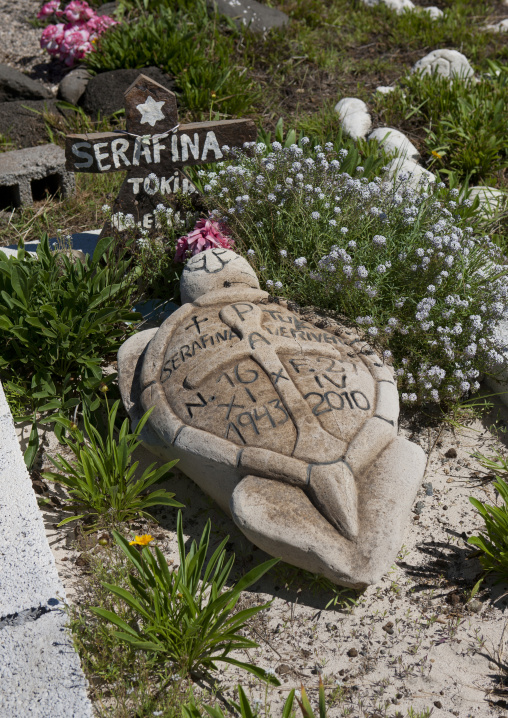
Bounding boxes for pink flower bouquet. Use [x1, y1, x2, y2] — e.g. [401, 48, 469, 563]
[38, 0, 118, 66]
[175, 218, 234, 263]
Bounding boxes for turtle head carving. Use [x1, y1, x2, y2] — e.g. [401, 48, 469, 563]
[180, 248, 260, 304]
[118, 250, 425, 588]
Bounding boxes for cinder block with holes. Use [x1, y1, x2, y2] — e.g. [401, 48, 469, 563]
[0, 143, 75, 209]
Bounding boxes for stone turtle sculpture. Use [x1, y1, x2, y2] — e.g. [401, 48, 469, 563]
[119, 248, 425, 588]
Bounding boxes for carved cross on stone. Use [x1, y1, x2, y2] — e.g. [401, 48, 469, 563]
[64, 74, 257, 239]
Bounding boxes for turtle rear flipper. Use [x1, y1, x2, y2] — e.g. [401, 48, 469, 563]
[230, 475, 365, 588]
[307, 461, 358, 540]
[231, 436, 424, 588]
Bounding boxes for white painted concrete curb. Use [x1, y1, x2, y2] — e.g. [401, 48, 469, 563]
[0, 380, 93, 717]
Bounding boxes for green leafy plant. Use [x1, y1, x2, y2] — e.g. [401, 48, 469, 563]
[182, 679, 329, 718]
[204, 138, 507, 406]
[92, 512, 280, 683]
[85, 0, 258, 117]
[0, 235, 140, 466]
[469, 470, 508, 581]
[43, 399, 182, 528]
[376, 61, 508, 183]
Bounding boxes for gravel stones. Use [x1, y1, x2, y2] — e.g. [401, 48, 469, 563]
[0, 63, 53, 103]
[118, 248, 425, 588]
[368, 127, 420, 160]
[208, 0, 288, 31]
[334, 97, 372, 140]
[58, 68, 91, 106]
[82, 67, 176, 119]
[412, 49, 474, 80]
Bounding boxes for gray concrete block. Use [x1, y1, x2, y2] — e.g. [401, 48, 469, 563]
[0, 143, 75, 208]
[0, 609, 92, 717]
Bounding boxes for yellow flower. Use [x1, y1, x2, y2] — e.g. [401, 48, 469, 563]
[211, 92, 216, 98]
[99, 383, 109, 393]
[129, 534, 154, 546]
[431, 150, 442, 159]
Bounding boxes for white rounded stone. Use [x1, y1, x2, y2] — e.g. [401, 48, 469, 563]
[360, 0, 414, 12]
[468, 186, 506, 216]
[375, 85, 396, 94]
[180, 248, 260, 304]
[383, 0, 415, 12]
[412, 49, 474, 80]
[484, 18, 508, 32]
[368, 127, 420, 160]
[421, 5, 444, 19]
[334, 97, 372, 140]
[384, 157, 436, 190]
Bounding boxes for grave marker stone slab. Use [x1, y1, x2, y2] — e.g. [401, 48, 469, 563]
[118, 248, 426, 588]
[65, 74, 257, 239]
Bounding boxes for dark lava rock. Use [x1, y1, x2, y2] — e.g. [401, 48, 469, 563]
[209, 0, 288, 32]
[413, 500, 425, 515]
[382, 621, 394, 635]
[82, 67, 176, 119]
[58, 68, 91, 106]
[347, 647, 358, 657]
[0, 100, 63, 149]
[445, 447, 457, 458]
[445, 592, 461, 606]
[0, 64, 53, 103]
[434, 701, 443, 709]
[275, 663, 292, 675]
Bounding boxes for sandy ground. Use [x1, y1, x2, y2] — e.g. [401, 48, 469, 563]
[16, 389, 508, 718]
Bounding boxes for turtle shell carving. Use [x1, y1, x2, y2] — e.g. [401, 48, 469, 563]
[119, 249, 425, 588]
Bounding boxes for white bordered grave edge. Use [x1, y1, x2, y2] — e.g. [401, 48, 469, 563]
[0, 379, 92, 718]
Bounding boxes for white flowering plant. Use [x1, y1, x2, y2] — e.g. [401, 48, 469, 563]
[202, 139, 508, 405]
[100, 190, 200, 301]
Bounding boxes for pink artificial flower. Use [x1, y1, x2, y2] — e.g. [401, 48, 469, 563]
[61, 24, 88, 49]
[63, 0, 94, 23]
[37, 0, 61, 19]
[39, 1, 118, 64]
[86, 14, 118, 33]
[175, 218, 234, 263]
[40, 22, 66, 55]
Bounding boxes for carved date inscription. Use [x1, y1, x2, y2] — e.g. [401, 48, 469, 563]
[159, 301, 376, 452]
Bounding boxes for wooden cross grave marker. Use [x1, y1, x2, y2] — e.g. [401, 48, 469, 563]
[65, 74, 257, 240]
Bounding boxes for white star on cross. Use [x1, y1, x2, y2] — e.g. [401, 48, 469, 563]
[136, 96, 165, 127]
